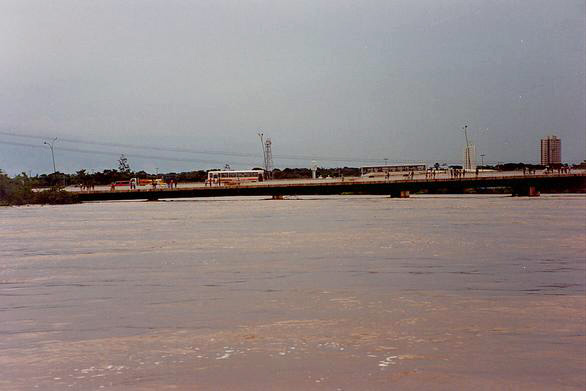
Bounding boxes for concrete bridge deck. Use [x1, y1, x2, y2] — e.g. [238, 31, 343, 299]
[74, 173, 586, 202]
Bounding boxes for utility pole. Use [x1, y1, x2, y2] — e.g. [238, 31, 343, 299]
[43, 137, 57, 173]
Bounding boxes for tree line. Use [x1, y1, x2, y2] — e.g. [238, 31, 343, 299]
[9, 167, 366, 188]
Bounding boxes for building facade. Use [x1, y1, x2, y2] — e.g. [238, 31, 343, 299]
[540, 135, 561, 166]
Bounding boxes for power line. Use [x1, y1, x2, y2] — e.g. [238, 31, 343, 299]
[0, 129, 435, 164]
[0, 139, 258, 167]
[0, 130, 261, 159]
[0, 130, 512, 165]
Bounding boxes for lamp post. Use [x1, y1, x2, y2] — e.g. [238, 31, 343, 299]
[258, 131, 267, 171]
[43, 138, 57, 173]
[462, 125, 471, 170]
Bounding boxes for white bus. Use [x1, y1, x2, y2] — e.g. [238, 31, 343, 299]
[207, 170, 265, 186]
[360, 164, 426, 178]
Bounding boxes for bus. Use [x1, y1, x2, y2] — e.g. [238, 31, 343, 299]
[360, 164, 426, 178]
[207, 170, 265, 186]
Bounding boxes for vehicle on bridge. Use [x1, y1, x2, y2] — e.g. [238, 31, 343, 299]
[109, 178, 167, 190]
[111, 180, 131, 187]
[207, 170, 265, 186]
[360, 164, 426, 178]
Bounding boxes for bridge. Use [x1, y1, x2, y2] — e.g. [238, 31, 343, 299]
[75, 173, 586, 202]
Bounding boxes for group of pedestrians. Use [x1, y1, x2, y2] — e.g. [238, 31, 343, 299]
[554, 166, 571, 174]
[150, 179, 178, 189]
[425, 170, 437, 179]
[541, 166, 571, 175]
[79, 183, 95, 191]
[449, 168, 467, 179]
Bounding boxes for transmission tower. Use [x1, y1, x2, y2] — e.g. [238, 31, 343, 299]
[257, 131, 274, 178]
[264, 138, 274, 173]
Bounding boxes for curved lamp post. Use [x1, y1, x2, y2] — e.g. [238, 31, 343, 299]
[43, 137, 57, 173]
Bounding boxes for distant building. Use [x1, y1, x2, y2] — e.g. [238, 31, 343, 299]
[540, 135, 561, 166]
[463, 144, 476, 170]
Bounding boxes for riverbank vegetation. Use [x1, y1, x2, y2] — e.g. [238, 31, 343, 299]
[0, 171, 78, 206]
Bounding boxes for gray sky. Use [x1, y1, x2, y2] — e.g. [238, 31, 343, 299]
[1, 0, 584, 175]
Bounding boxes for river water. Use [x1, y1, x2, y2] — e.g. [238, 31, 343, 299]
[1, 195, 585, 390]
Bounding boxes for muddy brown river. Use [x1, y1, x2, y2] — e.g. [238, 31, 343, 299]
[1, 195, 585, 390]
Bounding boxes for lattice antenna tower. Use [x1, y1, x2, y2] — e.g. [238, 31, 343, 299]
[264, 137, 274, 173]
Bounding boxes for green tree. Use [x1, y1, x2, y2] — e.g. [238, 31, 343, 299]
[118, 154, 131, 174]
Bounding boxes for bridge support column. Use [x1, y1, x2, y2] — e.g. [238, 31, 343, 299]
[512, 185, 540, 197]
[390, 190, 410, 198]
[145, 192, 160, 201]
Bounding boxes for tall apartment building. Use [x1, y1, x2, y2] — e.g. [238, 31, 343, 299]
[540, 135, 561, 166]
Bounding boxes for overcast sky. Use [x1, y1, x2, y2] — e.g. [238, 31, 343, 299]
[1, 0, 584, 175]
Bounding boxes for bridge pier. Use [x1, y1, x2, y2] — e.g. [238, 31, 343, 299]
[512, 185, 540, 197]
[390, 190, 410, 198]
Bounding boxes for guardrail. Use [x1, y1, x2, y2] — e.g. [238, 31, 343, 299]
[73, 173, 586, 201]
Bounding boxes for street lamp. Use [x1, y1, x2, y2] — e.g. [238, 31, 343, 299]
[462, 124, 472, 170]
[43, 137, 57, 173]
